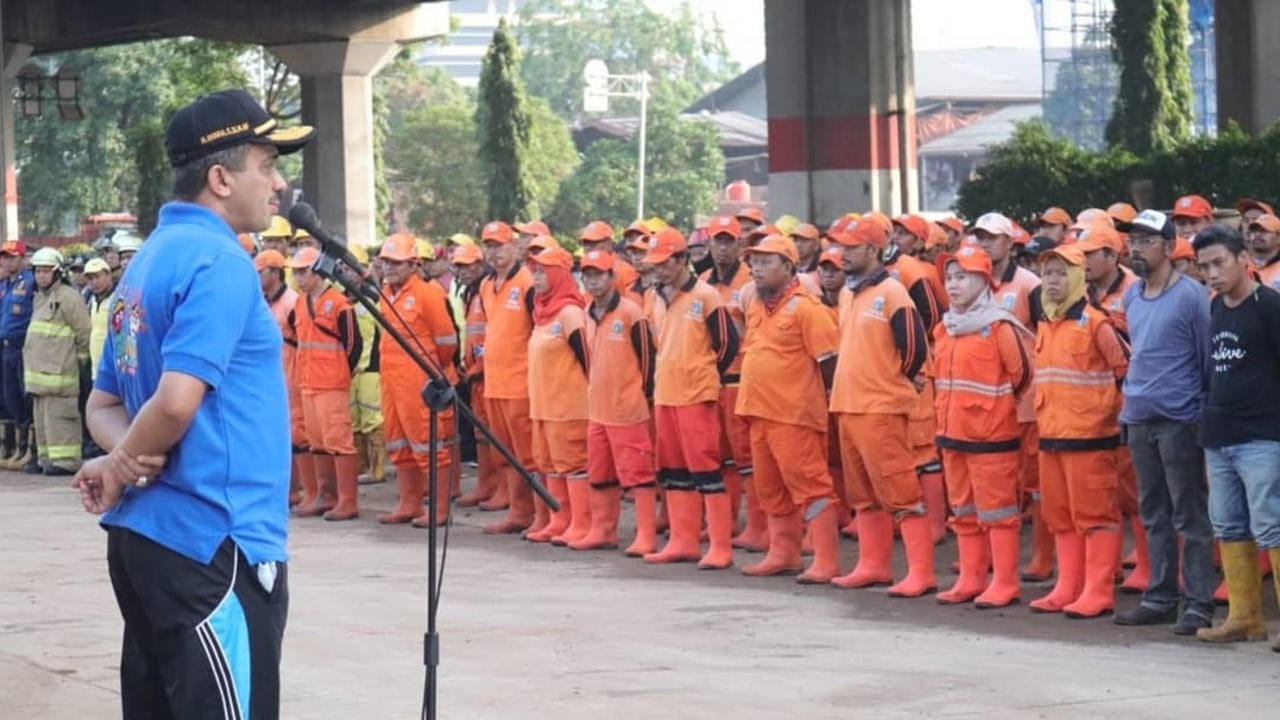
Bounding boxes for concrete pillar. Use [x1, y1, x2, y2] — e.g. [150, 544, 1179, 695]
[1216, 0, 1280, 134]
[764, 0, 916, 224]
[0, 37, 33, 242]
[270, 39, 401, 247]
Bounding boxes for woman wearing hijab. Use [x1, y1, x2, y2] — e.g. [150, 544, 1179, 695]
[932, 243, 1034, 608]
[1030, 240, 1130, 618]
[524, 246, 592, 545]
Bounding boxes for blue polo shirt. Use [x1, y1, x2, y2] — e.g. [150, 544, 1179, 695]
[0, 268, 35, 341]
[98, 202, 291, 565]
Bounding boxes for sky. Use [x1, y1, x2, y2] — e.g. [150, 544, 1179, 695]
[666, 0, 1041, 68]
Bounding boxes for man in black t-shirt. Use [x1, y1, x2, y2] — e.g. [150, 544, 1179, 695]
[1192, 225, 1280, 650]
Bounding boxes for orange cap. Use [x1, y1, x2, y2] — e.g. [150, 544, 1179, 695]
[380, 232, 419, 261]
[1107, 202, 1138, 224]
[818, 245, 844, 267]
[1074, 208, 1114, 228]
[0, 240, 26, 256]
[1173, 195, 1214, 220]
[580, 249, 616, 272]
[579, 221, 614, 243]
[514, 220, 551, 237]
[452, 245, 485, 265]
[1237, 198, 1276, 217]
[892, 214, 931, 242]
[1075, 223, 1126, 254]
[936, 244, 995, 289]
[861, 211, 894, 236]
[745, 223, 780, 245]
[937, 217, 965, 236]
[1040, 243, 1086, 267]
[789, 223, 821, 242]
[255, 249, 287, 271]
[743, 235, 799, 265]
[1172, 236, 1196, 261]
[625, 237, 650, 253]
[528, 246, 573, 270]
[833, 218, 889, 249]
[481, 221, 515, 244]
[1038, 207, 1072, 227]
[925, 223, 948, 250]
[289, 247, 321, 269]
[707, 215, 743, 239]
[1011, 222, 1031, 246]
[735, 207, 766, 225]
[527, 234, 561, 253]
[642, 227, 688, 265]
[623, 220, 652, 238]
[1247, 214, 1280, 234]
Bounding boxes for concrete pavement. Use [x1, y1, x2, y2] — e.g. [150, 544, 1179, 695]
[3, 471, 1278, 719]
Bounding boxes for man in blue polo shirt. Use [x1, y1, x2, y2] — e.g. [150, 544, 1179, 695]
[0, 239, 35, 470]
[72, 89, 313, 720]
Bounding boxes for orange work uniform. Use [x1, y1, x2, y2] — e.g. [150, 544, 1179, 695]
[294, 286, 361, 455]
[268, 285, 304, 450]
[586, 293, 656, 488]
[701, 261, 754, 480]
[933, 319, 1033, 532]
[1035, 300, 1129, 533]
[528, 305, 589, 479]
[737, 282, 839, 515]
[379, 274, 459, 472]
[829, 273, 930, 513]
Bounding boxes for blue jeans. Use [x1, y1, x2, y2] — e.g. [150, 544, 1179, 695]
[1126, 420, 1216, 620]
[0, 342, 30, 425]
[1205, 440, 1280, 549]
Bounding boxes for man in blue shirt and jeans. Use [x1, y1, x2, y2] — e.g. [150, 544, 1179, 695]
[72, 89, 313, 720]
[1113, 209, 1216, 635]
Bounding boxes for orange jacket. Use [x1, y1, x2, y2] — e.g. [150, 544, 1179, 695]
[479, 266, 535, 399]
[528, 305, 588, 422]
[1034, 300, 1129, 448]
[461, 279, 486, 383]
[293, 286, 360, 392]
[887, 251, 947, 331]
[701, 261, 752, 379]
[379, 274, 459, 387]
[829, 273, 929, 416]
[647, 275, 738, 407]
[267, 285, 298, 379]
[586, 293, 654, 426]
[933, 319, 1032, 451]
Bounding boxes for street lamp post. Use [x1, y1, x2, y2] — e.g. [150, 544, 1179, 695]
[583, 60, 651, 221]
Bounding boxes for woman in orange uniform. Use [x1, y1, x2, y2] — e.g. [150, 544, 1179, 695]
[523, 247, 592, 545]
[933, 244, 1034, 608]
[1030, 242, 1130, 618]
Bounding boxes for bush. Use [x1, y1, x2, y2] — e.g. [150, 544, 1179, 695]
[956, 121, 1280, 222]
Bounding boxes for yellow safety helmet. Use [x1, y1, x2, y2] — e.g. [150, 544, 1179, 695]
[644, 217, 669, 231]
[349, 243, 370, 265]
[774, 214, 802, 236]
[293, 227, 312, 241]
[262, 215, 293, 239]
[416, 239, 436, 261]
[447, 233, 476, 247]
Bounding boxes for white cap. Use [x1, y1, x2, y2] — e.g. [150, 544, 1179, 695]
[972, 212, 1014, 237]
[1128, 209, 1168, 235]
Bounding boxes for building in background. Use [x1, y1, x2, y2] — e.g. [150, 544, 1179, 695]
[416, 0, 533, 87]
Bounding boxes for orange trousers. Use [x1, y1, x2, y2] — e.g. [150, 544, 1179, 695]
[485, 397, 537, 472]
[836, 413, 922, 513]
[587, 421, 655, 488]
[1018, 421, 1040, 499]
[717, 385, 753, 474]
[908, 379, 939, 469]
[654, 402, 722, 490]
[288, 375, 306, 447]
[1038, 449, 1122, 534]
[941, 448, 1021, 533]
[749, 418, 837, 516]
[531, 418, 588, 477]
[301, 389, 356, 455]
[383, 381, 454, 472]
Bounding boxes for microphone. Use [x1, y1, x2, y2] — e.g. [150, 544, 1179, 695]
[286, 202, 380, 296]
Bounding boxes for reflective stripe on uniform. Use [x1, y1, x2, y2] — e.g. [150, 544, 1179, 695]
[934, 378, 1014, 397]
[977, 505, 1021, 523]
[23, 370, 78, 391]
[1034, 367, 1115, 387]
[298, 340, 343, 352]
[465, 323, 486, 335]
[434, 335, 458, 347]
[27, 320, 73, 338]
[44, 443, 81, 461]
[952, 503, 977, 517]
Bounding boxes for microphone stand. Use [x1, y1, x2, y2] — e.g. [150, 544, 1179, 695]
[309, 250, 556, 720]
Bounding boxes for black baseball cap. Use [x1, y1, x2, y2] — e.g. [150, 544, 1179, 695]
[164, 89, 314, 168]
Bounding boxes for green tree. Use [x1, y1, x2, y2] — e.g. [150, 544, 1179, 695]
[523, 96, 580, 219]
[393, 103, 487, 237]
[517, 0, 738, 120]
[551, 107, 723, 232]
[475, 18, 533, 222]
[1106, 0, 1193, 154]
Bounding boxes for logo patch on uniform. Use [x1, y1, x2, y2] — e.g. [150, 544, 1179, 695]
[871, 296, 885, 315]
[550, 322, 563, 337]
[1078, 311, 1090, 327]
[322, 299, 334, 313]
[730, 290, 740, 304]
[1002, 292, 1016, 310]
[505, 286, 522, 310]
[786, 296, 799, 312]
[980, 325, 991, 338]
[404, 296, 415, 310]
[610, 319, 624, 336]
[690, 300, 703, 315]
[889, 268, 901, 280]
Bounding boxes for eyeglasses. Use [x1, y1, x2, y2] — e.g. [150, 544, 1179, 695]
[1129, 235, 1165, 247]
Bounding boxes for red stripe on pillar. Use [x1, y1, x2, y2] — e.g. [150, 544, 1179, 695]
[768, 112, 916, 173]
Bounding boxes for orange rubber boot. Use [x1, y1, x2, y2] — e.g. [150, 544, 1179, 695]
[569, 483, 622, 550]
[726, 468, 743, 530]
[323, 454, 362, 521]
[1020, 501, 1055, 582]
[731, 476, 770, 552]
[412, 463, 453, 528]
[644, 489, 703, 564]
[1030, 532, 1085, 613]
[797, 503, 842, 584]
[458, 445, 497, 507]
[831, 510, 894, 588]
[656, 490, 670, 535]
[484, 471, 534, 534]
[920, 470, 948, 545]
[380, 465, 427, 524]
[478, 461, 510, 511]
[297, 453, 338, 517]
[938, 531, 991, 604]
[976, 525, 1022, 608]
[525, 475, 566, 542]
[1120, 515, 1150, 593]
[698, 492, 736, 570]
[742, 511, 803, 576]
[553, 477, 594, 546]
[1064, 528, 1121, 618]
[624, 485, 659, 557]
[294, 451, 318, 511]
[887, 514, 938, 598]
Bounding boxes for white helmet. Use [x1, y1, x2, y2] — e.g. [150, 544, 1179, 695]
[30, 247, 64, 269]
[112, 232, 143, 254]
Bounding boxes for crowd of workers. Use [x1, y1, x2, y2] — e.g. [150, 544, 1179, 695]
[15, 188, 1280, 649]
